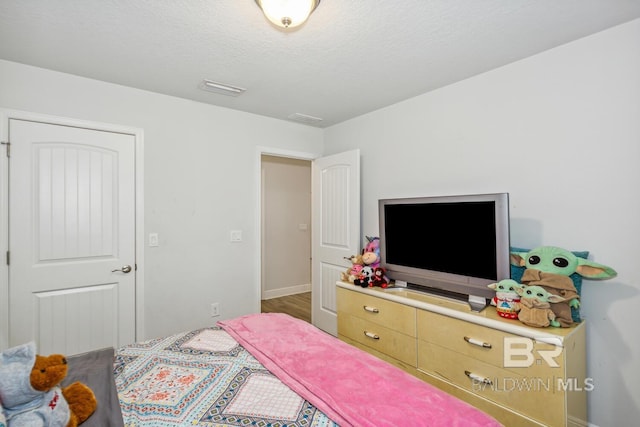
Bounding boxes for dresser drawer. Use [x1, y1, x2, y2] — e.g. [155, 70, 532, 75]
[338, 312, 417, 366]
[337, 287, 416, 337]
[339, 334, 419, 375]
[417, 310, 563, 377]
[337, 282, 586, 426]
[418, 341, 564, 427]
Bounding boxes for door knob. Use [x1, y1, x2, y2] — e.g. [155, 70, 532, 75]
[112, 265, 132, 273]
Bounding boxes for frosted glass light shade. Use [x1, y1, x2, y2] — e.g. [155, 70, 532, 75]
[256, 0, 320, 28]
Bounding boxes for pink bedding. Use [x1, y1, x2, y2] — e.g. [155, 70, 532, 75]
[219, 313, 502, 427]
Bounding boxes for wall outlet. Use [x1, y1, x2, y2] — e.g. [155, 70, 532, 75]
[210, 302, 220, 317]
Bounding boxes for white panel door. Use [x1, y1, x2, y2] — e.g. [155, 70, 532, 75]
[311, 150, 360, 335]
[9, 119, 136, 355]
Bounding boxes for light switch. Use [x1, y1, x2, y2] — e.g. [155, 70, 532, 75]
[230, 230, 243, 242]
[149, 233, 159, 247]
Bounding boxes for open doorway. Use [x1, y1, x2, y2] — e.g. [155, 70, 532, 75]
[260, 154, 312, 321]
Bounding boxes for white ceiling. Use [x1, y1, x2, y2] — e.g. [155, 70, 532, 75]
[1, 0, 640, 127]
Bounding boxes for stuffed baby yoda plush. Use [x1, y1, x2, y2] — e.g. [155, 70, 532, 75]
[488, 279, 523, 319]
[513, 285, 566, 328]
[510, 246, 616, 327]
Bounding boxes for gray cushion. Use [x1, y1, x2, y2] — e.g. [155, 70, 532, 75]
[63, 347, 124, 427]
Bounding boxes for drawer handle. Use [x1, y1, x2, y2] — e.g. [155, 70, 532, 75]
[463, 336, 492, 349]
[465, 370, 493, 385]
[364, 331, 380, 340]
[363, 305, 380, 313]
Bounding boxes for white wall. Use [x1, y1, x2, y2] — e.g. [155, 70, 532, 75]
[324, 19, 640, 426]
[0, 59, 324, 340]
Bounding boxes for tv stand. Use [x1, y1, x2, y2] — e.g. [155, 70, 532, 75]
[468, 294, 488, 312]
[336, 281, 586, 427]
[404, 283, 488, 311]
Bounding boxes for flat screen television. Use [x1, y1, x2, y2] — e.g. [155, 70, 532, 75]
[378, 193, 510, 310]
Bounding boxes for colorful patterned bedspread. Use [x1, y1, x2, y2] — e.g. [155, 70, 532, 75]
[114, 327, 338, 427]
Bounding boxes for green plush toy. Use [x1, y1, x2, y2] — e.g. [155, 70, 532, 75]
[510, 246, 617, 327]
[513, 285, 566, 328]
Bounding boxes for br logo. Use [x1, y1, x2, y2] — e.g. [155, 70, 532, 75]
[503, 337, 562, 368]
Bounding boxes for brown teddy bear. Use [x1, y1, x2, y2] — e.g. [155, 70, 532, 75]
[340, 253, 364, 283]
[0, 342, 97, 427]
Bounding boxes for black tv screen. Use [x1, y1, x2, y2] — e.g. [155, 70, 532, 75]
[384, 201, 497, 280]
[378, 193, 510, 304]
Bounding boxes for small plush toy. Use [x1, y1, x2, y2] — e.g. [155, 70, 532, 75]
[513, 285, 566, 328]
[362, 236, 381, 269]
[488, 279, 523, 319]
[0, 342, 97, 427]
[365, 236, 380, 253]
[370, 267, 389, 288]
[354, 266, 375, 288]
[511, 246, 617, 327]
[341, 254, 364, 283]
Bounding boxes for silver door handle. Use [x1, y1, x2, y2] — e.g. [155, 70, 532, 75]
[112, 265, 132, 273]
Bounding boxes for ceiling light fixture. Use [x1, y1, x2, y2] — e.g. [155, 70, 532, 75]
[198, 79, 246, 97]
[255, 0, 321, 29]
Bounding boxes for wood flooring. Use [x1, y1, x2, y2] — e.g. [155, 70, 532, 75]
[261, 292, 311, 323]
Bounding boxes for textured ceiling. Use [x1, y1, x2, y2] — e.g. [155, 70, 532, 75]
[1, 0, 640, 127]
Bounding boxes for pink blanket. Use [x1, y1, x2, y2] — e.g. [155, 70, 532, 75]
[218, 313, 501, 427]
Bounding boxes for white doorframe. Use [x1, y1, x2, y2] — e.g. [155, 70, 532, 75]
[0, 109, 145, 349]
[255, 146, 321, 312]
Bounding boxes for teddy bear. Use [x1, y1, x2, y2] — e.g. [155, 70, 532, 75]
[340, 253, 365, 283]
[0, 342, 97, 427]
[370, 266, 389, 288]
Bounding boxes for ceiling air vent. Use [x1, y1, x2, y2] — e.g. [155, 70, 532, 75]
[198, 79, 246, 97]
[288, 113, 323, 125]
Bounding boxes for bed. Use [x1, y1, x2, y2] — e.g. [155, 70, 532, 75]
[3, 313, 502, 427]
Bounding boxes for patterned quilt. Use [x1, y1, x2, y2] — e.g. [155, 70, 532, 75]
[114, 327, 338, 427]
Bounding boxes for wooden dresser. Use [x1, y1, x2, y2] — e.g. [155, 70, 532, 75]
[336, 282, 587, 427]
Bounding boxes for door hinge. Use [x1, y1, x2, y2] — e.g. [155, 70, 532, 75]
[1, 141, 9, 157]
[5, 251, 9, 266]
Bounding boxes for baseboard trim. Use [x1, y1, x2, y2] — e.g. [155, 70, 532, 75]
[262, 284, 311, 300]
